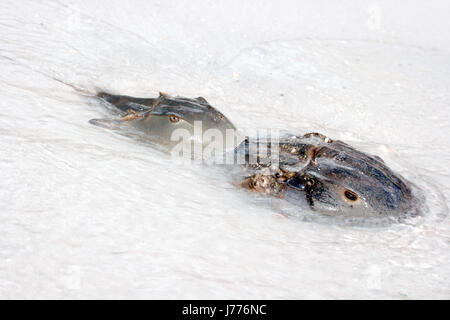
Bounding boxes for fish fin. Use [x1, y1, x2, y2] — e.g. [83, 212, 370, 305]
[372, 155, 385, 164]
[159, 91, 170, 98]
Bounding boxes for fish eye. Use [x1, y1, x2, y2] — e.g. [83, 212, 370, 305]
[344, 189, 359, 201]
[168, 115, 181, 123]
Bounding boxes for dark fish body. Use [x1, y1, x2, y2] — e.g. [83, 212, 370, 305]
[238, 134, 416, 218]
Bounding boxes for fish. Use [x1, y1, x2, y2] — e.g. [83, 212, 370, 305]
[91, 92, 419, 219]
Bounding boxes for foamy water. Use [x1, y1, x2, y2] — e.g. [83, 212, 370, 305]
[0, 0, 449, 298]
